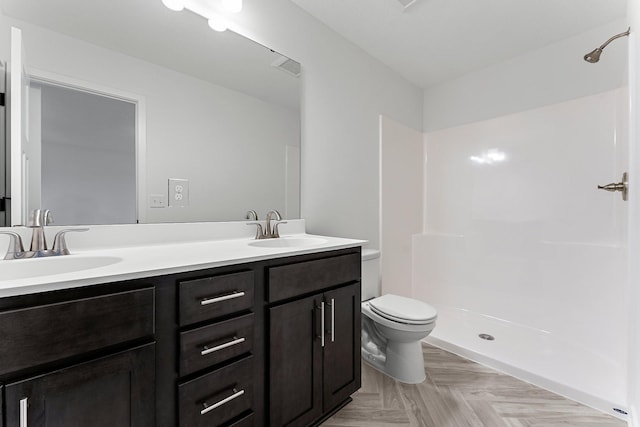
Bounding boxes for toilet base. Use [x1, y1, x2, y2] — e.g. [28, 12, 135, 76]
[361, 339, 426, 384]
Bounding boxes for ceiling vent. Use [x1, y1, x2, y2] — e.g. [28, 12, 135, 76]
[397, 0, 417, 11]
[271, 55, 301, 78]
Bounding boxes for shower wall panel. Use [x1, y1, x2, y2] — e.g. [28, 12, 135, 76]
[415, 88, 628, 406]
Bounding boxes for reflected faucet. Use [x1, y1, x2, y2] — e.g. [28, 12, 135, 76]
[245, 210, 258, 221]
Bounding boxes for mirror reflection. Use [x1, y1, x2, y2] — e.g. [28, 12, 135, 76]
[1, 0, 301, 226]
[32, 80, 137, 226]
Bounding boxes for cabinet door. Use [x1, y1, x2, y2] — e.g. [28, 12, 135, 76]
[323, 283, 362, 412]
[269, 294, 323, 427]
[4, 343, 155, 427]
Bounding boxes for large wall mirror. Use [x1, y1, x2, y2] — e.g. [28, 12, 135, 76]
[1, 0, 301, 226]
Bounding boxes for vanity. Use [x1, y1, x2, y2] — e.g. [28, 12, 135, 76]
[0, 222, 363, 427]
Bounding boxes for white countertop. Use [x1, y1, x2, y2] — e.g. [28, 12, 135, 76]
[0, 232, 366, 298]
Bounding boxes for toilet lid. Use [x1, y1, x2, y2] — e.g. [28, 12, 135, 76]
[369, 294, 437, 325]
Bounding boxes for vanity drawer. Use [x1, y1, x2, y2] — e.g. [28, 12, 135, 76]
[179, 356, 253, 427]
[0, 288, 154, 376]
[267, 253, 360, 303]
[179, 271, 254, 326]
[179, 313, 254, 376]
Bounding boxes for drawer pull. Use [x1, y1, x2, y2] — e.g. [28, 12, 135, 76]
[20, 397, 28, 427]
[201, 337, 246, 356]
[200, 388, 245, 415]
[200, 291, 245, 306]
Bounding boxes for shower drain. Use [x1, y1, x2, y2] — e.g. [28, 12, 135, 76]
[478, 333, 495, 341]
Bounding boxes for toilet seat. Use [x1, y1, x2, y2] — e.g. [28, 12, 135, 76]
[369, 294, 437, 325]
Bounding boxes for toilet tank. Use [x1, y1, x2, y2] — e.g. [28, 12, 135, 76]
[361, 249, 380, 301]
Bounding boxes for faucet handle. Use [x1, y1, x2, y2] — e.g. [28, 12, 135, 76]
[0, 231, 25, 260]
[52, 228, 89, 255]
[273, 221, 288, 238]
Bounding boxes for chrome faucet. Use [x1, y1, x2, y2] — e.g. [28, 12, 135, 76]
[0, 209, 89, 259]
[28, 209, 53, 253]
[265, 210, 281, 238]
[247, 209, 287, 239]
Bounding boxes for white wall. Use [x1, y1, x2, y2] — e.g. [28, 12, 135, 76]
[380, 115, 423, 296]
[230, 1, 424, 248]
[627, 2, 640, 425]
[424, 19, 628, 132]
[0, 13, 300, 224]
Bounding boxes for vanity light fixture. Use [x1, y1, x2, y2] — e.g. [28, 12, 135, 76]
[161, 0, 243, 32]
[162, 0, 185, 11]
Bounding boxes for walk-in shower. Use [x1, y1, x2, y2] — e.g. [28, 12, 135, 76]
[417, 87, 629, 419]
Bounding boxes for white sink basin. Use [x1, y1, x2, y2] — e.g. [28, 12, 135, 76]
[0, 255, 122, 281]
[248, 237, 328, 248]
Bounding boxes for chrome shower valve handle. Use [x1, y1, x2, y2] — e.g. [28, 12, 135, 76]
[597, 172, 628, 201]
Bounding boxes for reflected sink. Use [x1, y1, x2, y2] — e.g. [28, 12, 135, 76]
[248, 237, 328, 248]
[0, 255, 122, 281]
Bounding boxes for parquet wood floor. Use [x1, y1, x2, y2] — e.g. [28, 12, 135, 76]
[323, 344, 626, 427]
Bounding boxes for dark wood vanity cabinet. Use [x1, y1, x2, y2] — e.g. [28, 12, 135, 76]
[321, 283, 361, 412]
[5, 343, 155, 427]
[177, 270, 257, 427]
[0, 283, 156, 427]
[0, 246, 361, 427]
[267, 252, 362, 426]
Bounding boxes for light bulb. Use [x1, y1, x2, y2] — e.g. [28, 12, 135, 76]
[221, 0, 242, 14]
[162, 0, 185, 11]
[208, 16, 229, 32]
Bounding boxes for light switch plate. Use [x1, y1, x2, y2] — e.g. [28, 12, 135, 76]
[168, 178, 189, 207]
[149, 194, 166, 208]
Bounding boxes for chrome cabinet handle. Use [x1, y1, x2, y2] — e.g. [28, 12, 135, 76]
[330, 298, 335, 343]
[20, 397, 28, 427]
[200, 291, 245, 306]
[320, 301, 325, 347]
[201, 337, 245, 356]
[201, 388, 244, 415]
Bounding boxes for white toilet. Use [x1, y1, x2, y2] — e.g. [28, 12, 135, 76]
[361, 249, 437, 384]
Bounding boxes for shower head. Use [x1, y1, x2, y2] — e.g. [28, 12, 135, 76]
[583, 48, 602, 63]
[584, 27, 630, 63]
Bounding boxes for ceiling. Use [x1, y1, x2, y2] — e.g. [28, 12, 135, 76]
[0, 0, 300, 110]
[1, 0, 628, 94]
[290, 0, 628, 88]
